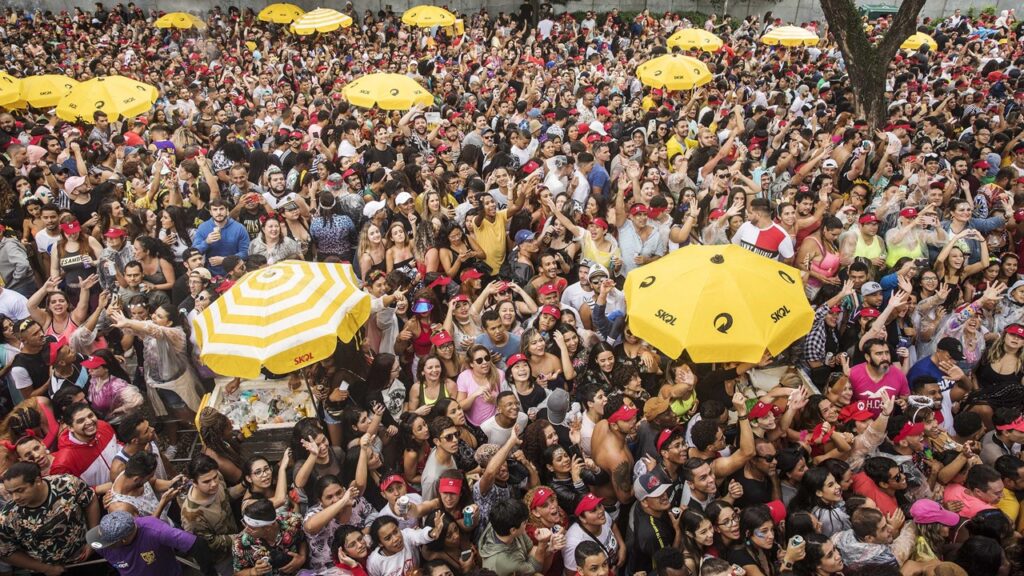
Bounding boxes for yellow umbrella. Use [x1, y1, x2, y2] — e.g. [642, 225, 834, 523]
[55, 76, 159, 122]
[154, 12, 207, 30]
[901, 32, 938, 51]
[667, 28, 723, 52]
[290, 8, 353, 35]
[624, 244, 814, 362]
[636, 54, 713, 92]
[19, 75, 79, 108]
[342, 73, 434, 110]
[402, 5, 457, 28]
[193, 261, 371, 378]
[0, 72, 22, 107]
[762, 25, 819, 47]
[258, 3, 305, 24]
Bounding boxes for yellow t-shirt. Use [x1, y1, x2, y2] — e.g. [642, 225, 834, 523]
[475, 210, 508, 272]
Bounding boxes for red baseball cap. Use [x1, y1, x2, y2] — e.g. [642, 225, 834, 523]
[529, 487, 555, 509]
[899, 207, 918, 219]
[1006, 324, 1024, 338]
[460, 269, 482, 282]
[538, 284, 559, 296]
[838, 401, 873, 423]
[104, 227, 127, 238]
[81, 355, 106, 369]
[629, 204, 650, 216]
[574, 493, 603, 516]
[857, 307, 881, 319]
[539, 305, 561, 319]
[60, 220, 82, 235]
[748, 401, 781, 419]
[858, 213, 878, 225]
[507, 353, 528, 367]
[590, 217, 609, 230]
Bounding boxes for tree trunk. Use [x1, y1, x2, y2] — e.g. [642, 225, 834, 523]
[819, 0, 926, 130]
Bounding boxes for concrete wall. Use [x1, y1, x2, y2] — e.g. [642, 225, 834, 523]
[14, 0, 1022, 24]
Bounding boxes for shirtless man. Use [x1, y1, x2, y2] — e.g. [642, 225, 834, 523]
[591, 396, 639, 504]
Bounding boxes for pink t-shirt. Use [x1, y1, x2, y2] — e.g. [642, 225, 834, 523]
[849, 363, 909, 416]
[942, 484, 995, 519]
[456, 370, 505, 427]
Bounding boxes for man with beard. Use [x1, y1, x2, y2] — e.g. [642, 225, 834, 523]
[261, 165, 310, 214]
[399, 107, 432, 154]
[591, 396, 638, 505]
[193, 199, 250, 276]
[848, 339, 910, 417]
[727, 438, 780, 508]
[50, 403, 121, 487]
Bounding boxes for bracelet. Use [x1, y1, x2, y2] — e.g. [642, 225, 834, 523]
[737, 415, 748, 421]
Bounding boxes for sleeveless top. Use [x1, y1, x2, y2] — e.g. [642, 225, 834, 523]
[57, 245, 90, 290]
[807, 236, 841, 288]
[886, 238, 925, 268]
[110, 473, 163, 518]
[45, 316, 79, 342]
[853, 233, 883, 260]
[143, 260, 168, 290]
[412, 319, 433, 357]
[418, 379, 451, 407]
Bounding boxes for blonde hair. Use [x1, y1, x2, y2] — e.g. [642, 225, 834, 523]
[357, 221, 387, 256]
[986, 332, 1024, 370]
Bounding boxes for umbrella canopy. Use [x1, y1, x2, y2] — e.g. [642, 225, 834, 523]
[901, 32, 938, 50]
[667, 28, 723, 52]
[290, 8, 353, 35]
[402, 5, 457, 27]
[154, 12, 207, 29]
[624, 245, 814, 362]
[342, 73, 434, 110]
[761, 25, 820, 47]
[193, 261, 371, 378]
[0, 72, 22, 107]
[19, 75, 79, 108]
[258, 3, 305, 24]
[55, 76, 159, 122]
[636, 54, 713, 92]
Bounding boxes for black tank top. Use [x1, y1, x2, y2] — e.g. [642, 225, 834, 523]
[13, 350, 49, 392]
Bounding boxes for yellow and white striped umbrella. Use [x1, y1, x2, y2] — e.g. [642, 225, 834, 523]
[667, 28, 723, 52]
[290, 8, 353, 35]
[636, 54, 713, 92]
[193, 261, 371, 378]
[402, 5, 457, 28]
[901, 32, 938, 51]
[154, 12, 207, 30]
[0, 72, 22, 107]
[258, 3, 305, 24]
[20, 75, 79, 108]
[761, 25, 819, 47]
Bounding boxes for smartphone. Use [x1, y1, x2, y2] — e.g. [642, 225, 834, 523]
[460, 550, 473, 562]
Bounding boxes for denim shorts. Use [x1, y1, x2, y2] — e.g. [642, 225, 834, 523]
[156, 388, 187, 411]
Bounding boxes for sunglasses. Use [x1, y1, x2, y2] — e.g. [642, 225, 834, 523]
[440, 432, 459, 442]
[472, 356, 490, 365]
[757, 454, 777, 462]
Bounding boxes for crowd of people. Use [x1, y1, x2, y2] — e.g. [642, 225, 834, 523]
[1, 2, 1024, 576]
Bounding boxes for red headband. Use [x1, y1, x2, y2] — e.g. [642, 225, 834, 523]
[1, 429, 36, 452]
[892, 421, 925, 444]
[607, 404, 638, 424]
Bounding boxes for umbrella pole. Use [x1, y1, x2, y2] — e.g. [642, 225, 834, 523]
[301, 369, 330, 445]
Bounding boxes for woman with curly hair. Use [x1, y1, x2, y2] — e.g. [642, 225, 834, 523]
[197, 406, 245, 485]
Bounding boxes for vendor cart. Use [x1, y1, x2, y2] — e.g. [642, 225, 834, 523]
[184, 378, 317, 463]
